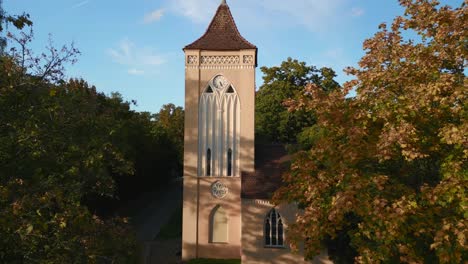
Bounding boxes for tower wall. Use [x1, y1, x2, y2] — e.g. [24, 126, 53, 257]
[182, 49, 256, 260]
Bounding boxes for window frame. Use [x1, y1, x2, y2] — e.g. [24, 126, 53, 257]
[206, 148, 211, 176]
[264, 208, 286, 248]
[227, 148, 232, 176]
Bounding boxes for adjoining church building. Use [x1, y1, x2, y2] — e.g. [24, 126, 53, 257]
[181, 1, 331, 263]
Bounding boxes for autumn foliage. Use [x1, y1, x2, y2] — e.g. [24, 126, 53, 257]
[275, 0, 467, 263]
[0, 13, 184, 262]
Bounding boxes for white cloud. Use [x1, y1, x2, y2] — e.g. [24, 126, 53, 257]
[169, 0, 218, 23]
[72, 0, 90, 9]
[143, 55, 166, 66]
[128, 68, 145, 75]
[167, 0, 348, 31]
[351, 7, 365, 17]
[144, 9, 165, 24]
[258, 0, 345, 30]
[108, 38, 166, 75]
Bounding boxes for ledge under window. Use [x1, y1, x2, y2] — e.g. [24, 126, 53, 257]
[264, 245, 286, 249]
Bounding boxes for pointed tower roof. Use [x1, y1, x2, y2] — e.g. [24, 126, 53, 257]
[184, 1, 256, 50]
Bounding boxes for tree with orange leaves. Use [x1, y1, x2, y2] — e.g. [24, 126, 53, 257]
[275, 0, 467, 263]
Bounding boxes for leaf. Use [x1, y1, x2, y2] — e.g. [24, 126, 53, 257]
[26, 224, 33, 234]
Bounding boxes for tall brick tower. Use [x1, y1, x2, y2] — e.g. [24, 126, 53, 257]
[181, 0, 257, 260]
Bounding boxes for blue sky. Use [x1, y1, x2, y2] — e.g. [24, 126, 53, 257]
[4, 0, 462, 113]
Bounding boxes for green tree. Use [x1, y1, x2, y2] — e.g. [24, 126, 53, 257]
[1, 9, 186, 262]
[275, 1, 467, 263]
[0, 15, 138, 263]
[153, 103, 184, 173]
[111, 103, 184, 202]
[256, 58, 339, 143]
[0, 0, 5, 53]
[0, 0, 32, 54]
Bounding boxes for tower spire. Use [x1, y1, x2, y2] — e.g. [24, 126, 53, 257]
[184, 0, 256, 51]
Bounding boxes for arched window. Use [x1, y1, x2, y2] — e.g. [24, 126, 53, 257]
[206, 148, 211, 176]
[265, 208, 284, 247]
[227, 148, 232, 176]
[211, 205, 228, 243]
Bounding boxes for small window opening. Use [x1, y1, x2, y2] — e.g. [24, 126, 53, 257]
[227, 149, 232, 176]
[226, 86, 234, 93]
[207, 148, 211, 176]
[206, 86, 213, 93]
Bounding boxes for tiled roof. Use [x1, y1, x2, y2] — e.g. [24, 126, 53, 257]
[184, 2, 256, 51]
[241, 144, 290, 199]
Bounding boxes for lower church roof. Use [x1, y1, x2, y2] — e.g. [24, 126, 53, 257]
[241, 144, 290, 199]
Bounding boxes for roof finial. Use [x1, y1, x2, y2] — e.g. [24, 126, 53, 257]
[221, 0, 227, 5]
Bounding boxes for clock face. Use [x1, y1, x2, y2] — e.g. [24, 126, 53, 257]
[211, 181, 228, 199]
[213, 75, 228, 90]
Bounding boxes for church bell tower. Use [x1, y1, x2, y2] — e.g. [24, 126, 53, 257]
[181, 0, 257, 260]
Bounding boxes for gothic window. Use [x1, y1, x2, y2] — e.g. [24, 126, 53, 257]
[211, 205, 228, 243]
[207, 148, 211, 176]
[198, 75, 240, 177]
[227, 148, 232, 176]
[264, 208, 284, 247]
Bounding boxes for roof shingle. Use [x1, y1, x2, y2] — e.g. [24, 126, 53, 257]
[241, 144, 290, 199]
[184, 3, 256, 51]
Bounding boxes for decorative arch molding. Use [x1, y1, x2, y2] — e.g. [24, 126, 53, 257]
[198, 74, 240, 177]
[210, 205, 229, 243]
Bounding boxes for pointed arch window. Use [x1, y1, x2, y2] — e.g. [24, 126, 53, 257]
[227, 148, 232, 176]
[264, 208, 284, 248]
[206, 148, 211, 176]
